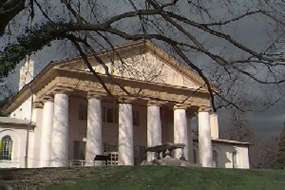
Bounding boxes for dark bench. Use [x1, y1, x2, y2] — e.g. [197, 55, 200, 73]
[94, 153, 118, 165]
[94, 155, 110, 165]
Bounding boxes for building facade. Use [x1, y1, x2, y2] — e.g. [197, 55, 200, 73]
[0, 41, 250, 169]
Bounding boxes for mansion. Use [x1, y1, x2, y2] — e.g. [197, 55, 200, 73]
[0, 41, 250, 168]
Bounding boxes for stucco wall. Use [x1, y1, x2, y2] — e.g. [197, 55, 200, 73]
[9, 96, 33, 121]
[193, 142, 249, 169]
[0, 125, 29, 168]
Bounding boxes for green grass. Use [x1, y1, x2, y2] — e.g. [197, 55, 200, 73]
[1, 166, 285, 190]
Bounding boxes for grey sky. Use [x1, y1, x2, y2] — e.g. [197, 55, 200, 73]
[1, 0, 285, 139]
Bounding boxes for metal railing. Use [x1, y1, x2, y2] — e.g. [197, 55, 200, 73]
[69, 152, 119, 167]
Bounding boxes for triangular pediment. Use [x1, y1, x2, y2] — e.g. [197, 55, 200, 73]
[56, 41, 204, 90]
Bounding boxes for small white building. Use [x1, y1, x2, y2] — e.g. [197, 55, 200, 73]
[0, 41, 250, 169]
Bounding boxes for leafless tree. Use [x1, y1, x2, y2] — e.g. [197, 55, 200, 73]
[0, 0, 26, 35]
[251, 136, 279, 168]
[0, 0, 285, 111]
[220, 109, 255, 141]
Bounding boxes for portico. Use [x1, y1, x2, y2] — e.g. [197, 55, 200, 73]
[34, 85, 213, 167]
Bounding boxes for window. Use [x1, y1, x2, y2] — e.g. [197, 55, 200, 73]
[133, 110, 140, 126]
[73, 141, 86, 160]
[78, 104, 87, 121]
[232, 151, 237, 168]
[103, 106, 117, 124]
[0, 136, 13, 160]
[213, 150, 218, 167]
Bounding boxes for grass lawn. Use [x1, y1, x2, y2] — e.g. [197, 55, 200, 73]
[1, 166, 285, 190]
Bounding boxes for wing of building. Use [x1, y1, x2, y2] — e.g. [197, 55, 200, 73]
[0, 40, 250, 169]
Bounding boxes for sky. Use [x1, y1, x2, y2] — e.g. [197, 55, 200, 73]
[247, 104, 285, 137]
[1, 0, 285, 140]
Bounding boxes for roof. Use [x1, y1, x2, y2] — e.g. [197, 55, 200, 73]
[212, 138, 250, 146]
[0, 117, 35, 126]
[1, 40, 209, 114]
[193, 138, 250, 146]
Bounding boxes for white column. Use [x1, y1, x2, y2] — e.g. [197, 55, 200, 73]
[85, 95, 103, 166]
[198, 107, 213, 167]
[39, 98, 54, 167]
[29, 102, 43, 168]
[173, 105, 188, 160]
[31, 103, 43, 168]
[50, 93, 69, 167]
[147, 102, 162, 161]
[118, 99, 134, 165]
[210, 113, 219, 139]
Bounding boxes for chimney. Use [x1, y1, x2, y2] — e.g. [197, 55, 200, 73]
[19, 57, 34, 91]
[210, 113, 219, 139]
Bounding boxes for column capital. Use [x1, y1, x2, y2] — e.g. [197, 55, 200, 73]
[198, 105, 212, 112]
[53, 86, 73, 95]
[118, 97, 136, 104]
[147, 99, 165, 106]
[210, 112, 218, 116]
[33, 101, 43, 108]
[87, 91, 106, 99]
[43, 95, 54, 102]
[174, 103, 191, 110]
